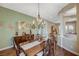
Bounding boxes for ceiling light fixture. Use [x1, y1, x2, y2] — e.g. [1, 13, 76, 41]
[32, 3, 45, 29]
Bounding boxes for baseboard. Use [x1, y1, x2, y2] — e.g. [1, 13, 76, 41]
[58, 44, 79, 56]
[0, 45, 13, 51]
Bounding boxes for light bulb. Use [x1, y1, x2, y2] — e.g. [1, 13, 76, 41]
[33, 20, 35, 24]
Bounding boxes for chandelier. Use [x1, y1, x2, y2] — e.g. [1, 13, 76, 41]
[31, 3, 45, 29]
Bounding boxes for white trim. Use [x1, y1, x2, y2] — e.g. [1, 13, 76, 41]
[58, 44, 79, 56]
[0, 45, 13, 51]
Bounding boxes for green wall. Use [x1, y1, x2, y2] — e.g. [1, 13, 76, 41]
[0, 6, 34, 49]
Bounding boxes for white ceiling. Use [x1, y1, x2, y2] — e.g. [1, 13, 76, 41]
[63, 7, 76, 16]
[0, 3, 68, 23]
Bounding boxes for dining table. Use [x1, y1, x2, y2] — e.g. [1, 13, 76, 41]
[20, 40, 45, 56]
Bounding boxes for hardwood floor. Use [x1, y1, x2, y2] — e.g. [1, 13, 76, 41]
[0, 46, 77, 56]
[0, 48, 16, 56]
[55, 46, 77, 56]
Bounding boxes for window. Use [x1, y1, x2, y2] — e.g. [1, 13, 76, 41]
[65, 21, 76, 34]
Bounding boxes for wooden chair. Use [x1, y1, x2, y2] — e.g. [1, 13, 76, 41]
[13, 34, 35, 56]
[35, 40, 50, 56]
[48, 36, 57, 56]
[13, 36, 28, 56]
[43, 40, 50, 56]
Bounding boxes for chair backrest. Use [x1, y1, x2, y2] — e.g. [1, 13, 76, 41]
[14, 36, 26, 45]
[14, 34, 34, 43]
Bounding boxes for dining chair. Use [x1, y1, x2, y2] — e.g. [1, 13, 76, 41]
[35, 40, 50, 56]
[13, 36, 27, 56]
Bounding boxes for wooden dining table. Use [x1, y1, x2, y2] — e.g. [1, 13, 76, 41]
[20, 40, 45, 56]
